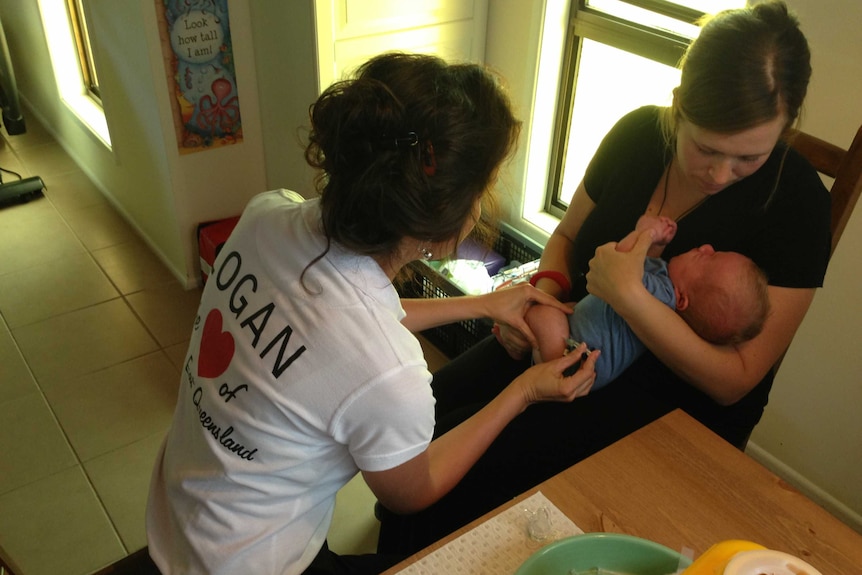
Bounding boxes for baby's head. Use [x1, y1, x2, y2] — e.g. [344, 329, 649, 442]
[668, 245, 770, 345]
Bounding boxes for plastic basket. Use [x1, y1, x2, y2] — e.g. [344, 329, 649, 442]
[398, 224, 543, 358]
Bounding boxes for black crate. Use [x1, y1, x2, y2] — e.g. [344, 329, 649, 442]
[399, 224, 543, 358]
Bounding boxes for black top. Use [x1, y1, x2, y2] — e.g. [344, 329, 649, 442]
[572, 106, 831, 443]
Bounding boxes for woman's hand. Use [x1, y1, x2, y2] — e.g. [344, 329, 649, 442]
[483, 283, 573, 359]
[586, 228, 654, 314]
[516, 343, 599, 404]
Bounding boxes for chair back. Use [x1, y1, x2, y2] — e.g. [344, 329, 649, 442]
[757, 125, 862, 399]
[788, 123, 862, 256]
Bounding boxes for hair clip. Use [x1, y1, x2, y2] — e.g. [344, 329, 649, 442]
[392, 132, 419, 148]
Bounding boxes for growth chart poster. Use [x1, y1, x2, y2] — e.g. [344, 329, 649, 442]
[156, 0, 243, 153]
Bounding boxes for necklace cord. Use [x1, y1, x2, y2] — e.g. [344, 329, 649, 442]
[658, 156, 709, 222]
[657, 157, 671, 216]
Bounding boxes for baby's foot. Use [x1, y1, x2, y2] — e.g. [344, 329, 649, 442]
[652, 216, 677, 246]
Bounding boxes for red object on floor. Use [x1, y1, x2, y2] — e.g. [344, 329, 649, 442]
[197, 216, 240, 284]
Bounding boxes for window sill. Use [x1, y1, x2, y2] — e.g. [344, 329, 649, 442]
[61, 92, 111, 148]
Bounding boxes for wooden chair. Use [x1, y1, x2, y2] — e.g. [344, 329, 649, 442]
[788, 122, 862, 256]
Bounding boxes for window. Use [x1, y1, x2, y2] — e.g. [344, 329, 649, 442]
[66, 0, 101, 103]
[530, 0, 744, 225]
[38, 0, 110, 146]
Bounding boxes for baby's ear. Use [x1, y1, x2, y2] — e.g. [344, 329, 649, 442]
[674, 287, 689, 311]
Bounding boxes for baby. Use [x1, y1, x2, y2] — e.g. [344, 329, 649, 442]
[526, 215, 770, 388]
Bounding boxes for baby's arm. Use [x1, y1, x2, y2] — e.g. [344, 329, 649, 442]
[525, 303, 572, 364]
[616, 215, 677, 257]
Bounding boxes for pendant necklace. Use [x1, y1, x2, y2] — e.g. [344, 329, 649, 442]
[658, 156, 709, 222]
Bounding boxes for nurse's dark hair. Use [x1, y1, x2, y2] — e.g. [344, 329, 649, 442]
[660, 0, 811, 144]
[303, 52, 520, 272]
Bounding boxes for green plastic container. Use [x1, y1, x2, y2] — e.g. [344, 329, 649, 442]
[514, 533, 692, 575]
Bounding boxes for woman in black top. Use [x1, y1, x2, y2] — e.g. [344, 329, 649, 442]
[377, 0, 830, 556]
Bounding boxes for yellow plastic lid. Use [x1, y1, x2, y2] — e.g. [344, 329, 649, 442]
[680, 540, 767, 575]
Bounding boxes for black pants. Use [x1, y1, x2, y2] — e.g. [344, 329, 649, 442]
[303, 541, 406, 575]
[377, 335, 674, 556]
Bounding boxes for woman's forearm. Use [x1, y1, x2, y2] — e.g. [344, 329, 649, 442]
[400, 295, 487, 333]
[535, 232, 574, 300]
[615, 284, 815, 405]
[535, 183, 595, 299]
[420, 383, 527, 508]
[617, 287, 751, 403]
[366, 350, 596, 514]
[401, 283, 574, 336]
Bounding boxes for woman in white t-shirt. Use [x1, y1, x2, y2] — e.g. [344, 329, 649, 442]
[146, 52, 599, 575]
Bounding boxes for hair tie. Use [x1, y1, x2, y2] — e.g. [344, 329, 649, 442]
[422, 140, 437, 176]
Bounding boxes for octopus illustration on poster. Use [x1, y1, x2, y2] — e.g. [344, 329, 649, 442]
[157, 0, 242, 153]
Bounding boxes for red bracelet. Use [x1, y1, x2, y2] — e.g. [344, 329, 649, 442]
[529, 270, 571, 295]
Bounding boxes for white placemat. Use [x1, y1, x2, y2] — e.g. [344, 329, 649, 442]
[395, 491, 584, 574]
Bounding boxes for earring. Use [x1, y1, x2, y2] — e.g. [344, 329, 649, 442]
[419, 246, 433, 260]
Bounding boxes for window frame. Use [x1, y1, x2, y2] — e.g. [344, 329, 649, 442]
[65, 0, 101, 103]
[544, 0, 703, 219]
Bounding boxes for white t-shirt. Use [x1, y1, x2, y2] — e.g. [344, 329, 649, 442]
[147, 190, 435, 574]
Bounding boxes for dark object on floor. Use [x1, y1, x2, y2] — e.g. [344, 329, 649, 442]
[0, 13, 46, 209]
[0, 175, 45, 207]
[92, 548, 161, 575]
[0, 13, 27, 137]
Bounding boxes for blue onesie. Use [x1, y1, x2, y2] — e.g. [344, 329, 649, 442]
[569, 257, 675, 389]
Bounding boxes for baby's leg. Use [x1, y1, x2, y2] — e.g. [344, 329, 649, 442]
[525, 304, 571, 363]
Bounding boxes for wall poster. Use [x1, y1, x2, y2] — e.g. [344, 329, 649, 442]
[156, 0, 243, 154]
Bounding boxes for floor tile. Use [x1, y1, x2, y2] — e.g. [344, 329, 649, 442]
[85, 431, 168, 552]
[0, 144, 28, 177]
[43, 169, 108, 214]
[0, 191, 56, 229]
[62, 203, 138, 251]
[163, 341, 190, 372]
[45, 352, 179, 461]
[0, 393, 78, 495]
[14, 141, 80, 178]
[329, 474, 380, 555]
[0, 252, 119, 328]
[125, 283, 203, 347]
[12, 298, 158, 385]
[0, 198, 85, 275]
[92, 239, 177, 295]
[1, 115, 54, 150]
[0, 466, 125, 575]
[0, 322, 40, 406]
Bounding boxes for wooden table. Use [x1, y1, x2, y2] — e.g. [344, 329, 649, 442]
[383, 409, 862, 574]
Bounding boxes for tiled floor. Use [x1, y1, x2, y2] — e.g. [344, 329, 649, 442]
[0, 117, 449, 574]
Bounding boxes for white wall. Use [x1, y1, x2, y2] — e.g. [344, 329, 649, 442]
[484, 0, 862, 531]
[248, 0, 319, 197]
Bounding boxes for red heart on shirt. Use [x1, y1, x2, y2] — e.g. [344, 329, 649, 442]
[198, 309, 235, 379]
